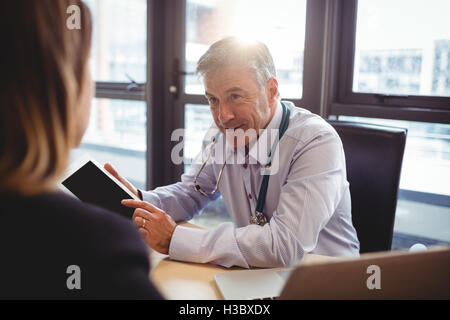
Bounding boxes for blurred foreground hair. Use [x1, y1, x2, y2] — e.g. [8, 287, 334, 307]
[0, 0, 92, 195]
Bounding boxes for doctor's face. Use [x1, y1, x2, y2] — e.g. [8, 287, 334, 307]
[204, 66, 278, 149]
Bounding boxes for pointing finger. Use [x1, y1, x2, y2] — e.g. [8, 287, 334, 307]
[122, 199, 160, 212]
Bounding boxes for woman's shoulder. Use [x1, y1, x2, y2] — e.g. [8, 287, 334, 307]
[25, 191, 143, 250]
[6, 190, 132, 229]
[0, 189, 146, 262]
[0, 190, 161, 299]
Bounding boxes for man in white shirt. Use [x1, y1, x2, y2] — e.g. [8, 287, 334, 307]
[106, 37, 360, 268]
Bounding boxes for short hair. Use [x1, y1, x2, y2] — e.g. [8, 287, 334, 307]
[196, 37, 277, 89]
[0, 0, 92, 195]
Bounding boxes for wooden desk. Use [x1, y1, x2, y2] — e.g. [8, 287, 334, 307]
[149, 223, 338, 300]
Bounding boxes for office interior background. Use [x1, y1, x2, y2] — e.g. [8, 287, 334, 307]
[70, 0, 450, 249]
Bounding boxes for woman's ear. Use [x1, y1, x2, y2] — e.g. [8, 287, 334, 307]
[265, 77, 279, 107]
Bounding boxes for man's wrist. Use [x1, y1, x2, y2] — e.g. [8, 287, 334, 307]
[166, 225, 177, 255]
[168, 226, 209, 263]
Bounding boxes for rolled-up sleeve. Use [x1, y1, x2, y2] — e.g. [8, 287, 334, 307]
[141, 133, 220, 222]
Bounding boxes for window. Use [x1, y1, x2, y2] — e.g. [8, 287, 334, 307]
[331, 0, 450, 202]
[338, 116, 450, 246]
[71, 99, 147, 189]
[72, 0, 148, 189]
[338, 117, 450, 197]
[330, 0, 450, 123]
[184, 0, 307, 99]
[82, 99, 146, 152]
[325, 1, 450, 246]
[85, 0, 147, 82]
[353, 0, 450, 97]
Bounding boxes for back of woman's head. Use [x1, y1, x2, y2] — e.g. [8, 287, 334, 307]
[0, 0, 92, 195]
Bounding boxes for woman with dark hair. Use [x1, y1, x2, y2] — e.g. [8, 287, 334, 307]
[0, 0, 162, 299]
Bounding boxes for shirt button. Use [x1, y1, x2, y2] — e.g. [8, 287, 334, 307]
[248, 194, 252, 199]
[243, 164, 248, 169]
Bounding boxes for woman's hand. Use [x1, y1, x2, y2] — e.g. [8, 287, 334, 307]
[104, 163, 141, 199]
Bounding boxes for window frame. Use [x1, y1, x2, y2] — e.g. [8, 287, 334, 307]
[95, 82, 146, 101]
[86, 0, 156, 189]
[86, 0, 180, 190]
[326, 0, 450, 124]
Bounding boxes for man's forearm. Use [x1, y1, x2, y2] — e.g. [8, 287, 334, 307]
[140, 181, 216, 222]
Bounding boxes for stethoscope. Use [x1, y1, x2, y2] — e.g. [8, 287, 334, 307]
[193, 102, 290, 226]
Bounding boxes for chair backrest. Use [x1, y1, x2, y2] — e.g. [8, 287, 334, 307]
[328, 120, 407, 253]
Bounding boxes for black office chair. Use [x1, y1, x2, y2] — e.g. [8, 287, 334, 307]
[327, 120, 407, 253]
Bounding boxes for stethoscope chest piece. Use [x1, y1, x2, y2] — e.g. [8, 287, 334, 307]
[249, 211, 268, 226]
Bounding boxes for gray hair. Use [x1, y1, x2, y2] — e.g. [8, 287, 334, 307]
[196, 37, 277, 89]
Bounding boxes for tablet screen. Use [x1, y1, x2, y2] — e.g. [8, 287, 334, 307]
[62, 160, 135, 219]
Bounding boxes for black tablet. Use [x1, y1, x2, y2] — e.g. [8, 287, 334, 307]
[61, 156, 139, 220]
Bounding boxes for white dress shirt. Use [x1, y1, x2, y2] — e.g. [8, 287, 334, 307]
[142, 101, 360, 268]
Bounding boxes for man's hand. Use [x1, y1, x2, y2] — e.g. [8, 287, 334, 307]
[122, 199, 177, 255]
[104, 163, 140, 199]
